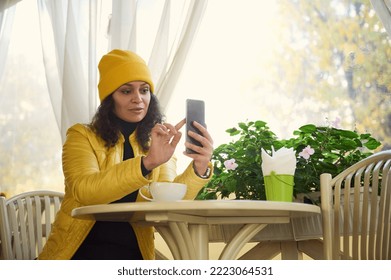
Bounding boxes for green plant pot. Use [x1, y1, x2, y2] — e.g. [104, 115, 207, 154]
[264, 172, 294, 202]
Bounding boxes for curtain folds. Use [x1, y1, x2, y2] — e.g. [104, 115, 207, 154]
[154, 0, 207, 110]
[35, 0, 207, 143]
[37, 0, 98, 141]
[109, 0, 137, 51]
[370, 0, 391, 36]
[0, 3, 17, 83]
[109, 0, 208, 111]
[0, 0, 22, 12]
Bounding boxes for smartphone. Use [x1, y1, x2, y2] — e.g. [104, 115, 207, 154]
[186, 99, 206, 154]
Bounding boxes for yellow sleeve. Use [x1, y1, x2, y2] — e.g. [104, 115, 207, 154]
[63, 124, 150, 205]
[157, 157, 213, 200]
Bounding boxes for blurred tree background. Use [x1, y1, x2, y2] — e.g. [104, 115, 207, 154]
[0, 54, 63, 196]
[253, 0, 390, 147]
[0, 2, 63, 197]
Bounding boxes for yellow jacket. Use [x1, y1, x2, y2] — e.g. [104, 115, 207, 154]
[38, 123, 211, 260]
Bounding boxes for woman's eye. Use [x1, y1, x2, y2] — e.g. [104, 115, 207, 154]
[121, 89, 131, 94]
[141, 87, 150, 94]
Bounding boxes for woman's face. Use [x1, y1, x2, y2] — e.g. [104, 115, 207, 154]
[112, 81, 151, 123]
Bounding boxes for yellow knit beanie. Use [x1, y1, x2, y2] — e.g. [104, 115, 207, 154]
[98, 49, 154, 102]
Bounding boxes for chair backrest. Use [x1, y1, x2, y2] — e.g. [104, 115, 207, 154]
[320, 150, 391, 260]
[0, 190, 64, 260]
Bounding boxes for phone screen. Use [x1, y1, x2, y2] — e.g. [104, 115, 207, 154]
[186, 99, 205, 154]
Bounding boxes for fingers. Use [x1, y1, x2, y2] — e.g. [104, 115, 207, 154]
[170, 131, 182, 147]
[151, 122, 182, 146]
[185, 141, 213, 159]
[151, 120, 212, 158]
[175, 118, 186, 131]
[186, 131, 212, 152]
[162, 123, 177, 135]
[152, 119, 185, 136]
[152, 123, 177, 136]
[191, 121, 213, 144]
[186, 121, 213, 152]
[184, 121, 213, 159]
[151, 124, 167, 136]
[147, 122, 183, 169]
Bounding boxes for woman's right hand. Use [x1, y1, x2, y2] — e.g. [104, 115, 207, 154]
[142, 119, 186, 171]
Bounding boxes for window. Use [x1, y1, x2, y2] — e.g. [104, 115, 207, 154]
[1, 0, 389, 197]
[0, 0, 63, 196]
[167, 0, 391, 172]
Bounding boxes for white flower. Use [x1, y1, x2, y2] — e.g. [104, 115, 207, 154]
[299, 145, 315, 160]
[224, 159, 238, 171]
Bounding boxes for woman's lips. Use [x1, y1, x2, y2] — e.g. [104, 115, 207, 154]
[130, 107, 144, 112]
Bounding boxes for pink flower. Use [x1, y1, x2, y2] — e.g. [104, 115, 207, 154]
[330, 117, 341, 128]
[224, 159, 238, 171]
[299, 145, 315, 160]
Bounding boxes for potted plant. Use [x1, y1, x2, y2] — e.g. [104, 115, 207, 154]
[196, 120, 382, 203]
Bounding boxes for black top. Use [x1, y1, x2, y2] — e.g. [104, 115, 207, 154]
[72, 117, 149, 260]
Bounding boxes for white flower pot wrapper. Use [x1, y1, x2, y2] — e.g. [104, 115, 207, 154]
[261, 147, 297, 202]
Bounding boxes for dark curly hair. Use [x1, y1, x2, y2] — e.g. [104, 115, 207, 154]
[89, 93, 164, 151]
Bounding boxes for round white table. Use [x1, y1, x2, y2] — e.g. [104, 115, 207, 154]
[71, 200, 321, 260]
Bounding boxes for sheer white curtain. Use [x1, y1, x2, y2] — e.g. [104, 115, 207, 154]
[109, 0, 137, 51]
[37, 0, 98, 142]
[108, 0, 208, 111]
[371, 0, 391, 36]
[0, 1, 19, 83]
[152, 0, 207, 110]
[37, 0, 207, 143]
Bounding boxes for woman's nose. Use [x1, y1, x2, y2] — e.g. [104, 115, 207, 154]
[131, 91, 143, 103]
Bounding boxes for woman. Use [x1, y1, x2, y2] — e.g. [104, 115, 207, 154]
[38, 49, 213, 260]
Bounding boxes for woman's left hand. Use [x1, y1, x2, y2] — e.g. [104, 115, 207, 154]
[142, 120, 185, 171]
[184, 121, 214, 177]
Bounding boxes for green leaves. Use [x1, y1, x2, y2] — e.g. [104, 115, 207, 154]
[364, 138, 382, 150]
[196, 120, 382, 201]
[298, 124, 317, 133]
[226, 127, 240, 136]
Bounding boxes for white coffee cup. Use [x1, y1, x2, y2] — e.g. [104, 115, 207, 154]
[139, 182, 187, 202]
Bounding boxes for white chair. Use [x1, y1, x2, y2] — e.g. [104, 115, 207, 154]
[320, 150, 391, 260]
[0, 190, 64, 259]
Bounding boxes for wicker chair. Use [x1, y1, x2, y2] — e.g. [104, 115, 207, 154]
[321, 150, 391, 259]
[0, 190, 64, 259]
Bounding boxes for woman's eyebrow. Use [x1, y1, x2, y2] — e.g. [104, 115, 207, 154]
[122, 82, 149, 87]
[122, 83, 134, 87]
